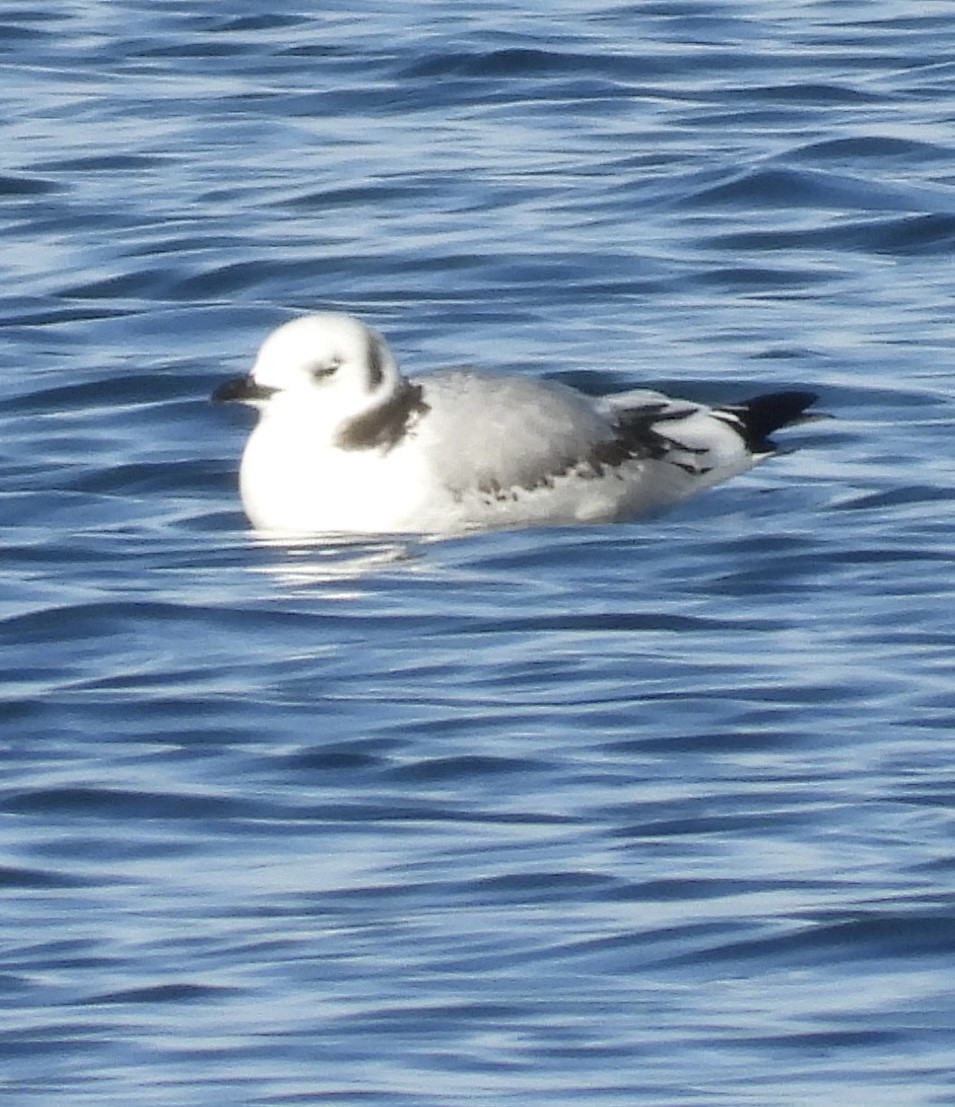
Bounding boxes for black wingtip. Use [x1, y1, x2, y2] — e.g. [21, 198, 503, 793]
[720, 390, 820, 452]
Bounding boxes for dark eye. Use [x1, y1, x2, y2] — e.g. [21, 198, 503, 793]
[310, 359, 341, 381]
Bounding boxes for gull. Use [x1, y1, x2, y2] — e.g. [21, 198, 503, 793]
[212, 312, 818, 535]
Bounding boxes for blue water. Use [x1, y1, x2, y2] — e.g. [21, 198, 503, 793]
[4, 2, 955, 1104]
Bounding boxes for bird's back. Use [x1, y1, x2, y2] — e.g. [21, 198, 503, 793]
[410, 368, 619, 497]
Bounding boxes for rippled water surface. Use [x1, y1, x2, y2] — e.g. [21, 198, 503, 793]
[4, 3, 955, 1104]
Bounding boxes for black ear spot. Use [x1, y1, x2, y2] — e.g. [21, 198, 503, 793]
[366, 339, 384, 388]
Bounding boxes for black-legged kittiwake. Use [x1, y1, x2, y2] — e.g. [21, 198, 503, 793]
[213, 312, 819, 535]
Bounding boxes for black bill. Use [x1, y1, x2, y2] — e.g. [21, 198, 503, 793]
[211, 375, 278, 403]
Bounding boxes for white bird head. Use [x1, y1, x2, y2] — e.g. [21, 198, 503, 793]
[213, 313, 403, 433]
